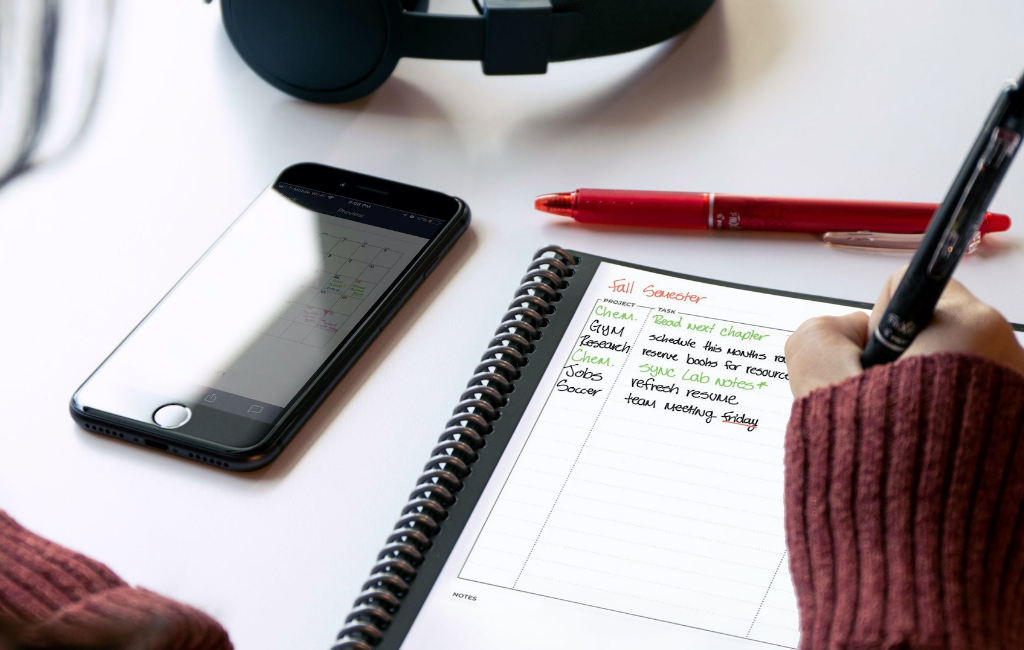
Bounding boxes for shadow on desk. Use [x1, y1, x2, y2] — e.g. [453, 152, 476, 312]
[212, 25, 462, 181]
[972, 235, 1022, 260]
[213, 18, 455, 124]
[512, 0, 793, 137]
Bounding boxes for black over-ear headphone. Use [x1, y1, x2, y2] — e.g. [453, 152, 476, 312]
[217, 0, 715, 103]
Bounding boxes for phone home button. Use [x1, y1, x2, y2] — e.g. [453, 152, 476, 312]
[153, 404, 191, 429]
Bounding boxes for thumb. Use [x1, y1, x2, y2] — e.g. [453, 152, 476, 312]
[786, 311, 871, 398]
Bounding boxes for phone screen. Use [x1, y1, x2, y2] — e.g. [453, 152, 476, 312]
[74, 172, 459, 451]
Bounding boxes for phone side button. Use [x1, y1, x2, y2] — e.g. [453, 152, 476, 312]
[421, 258, 441, 279]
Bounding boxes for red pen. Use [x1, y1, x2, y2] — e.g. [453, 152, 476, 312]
[535, 190, 1011, 249]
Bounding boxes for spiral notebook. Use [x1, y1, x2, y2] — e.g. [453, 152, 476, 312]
[332, 246, 1024, 650]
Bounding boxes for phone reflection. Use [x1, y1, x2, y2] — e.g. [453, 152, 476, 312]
[74, 184, 438, 452]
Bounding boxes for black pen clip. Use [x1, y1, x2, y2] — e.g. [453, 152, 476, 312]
[928, 126, 1021, 279]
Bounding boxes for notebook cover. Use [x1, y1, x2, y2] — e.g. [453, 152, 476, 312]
[347, 247, 1023, 650]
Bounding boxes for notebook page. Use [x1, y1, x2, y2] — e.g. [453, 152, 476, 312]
[400, 261, 869, 649]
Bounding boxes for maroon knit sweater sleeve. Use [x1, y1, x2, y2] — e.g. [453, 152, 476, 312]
[785, 352, 1024, 650]
[0, 510, 231, 649]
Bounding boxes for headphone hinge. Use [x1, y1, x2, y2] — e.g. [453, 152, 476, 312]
[482, 0, 552, 75]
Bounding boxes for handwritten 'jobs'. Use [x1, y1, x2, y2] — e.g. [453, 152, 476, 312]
[456, 263, 864, 649]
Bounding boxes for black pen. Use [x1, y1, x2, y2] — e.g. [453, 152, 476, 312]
[861, 72, 1024, 368]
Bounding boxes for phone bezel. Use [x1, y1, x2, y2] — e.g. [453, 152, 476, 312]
[70, 163, 470, 471]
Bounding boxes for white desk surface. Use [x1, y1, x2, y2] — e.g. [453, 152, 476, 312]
[2, 1, 1022, 648]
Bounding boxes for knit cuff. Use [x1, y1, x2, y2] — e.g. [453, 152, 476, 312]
[0, 511, 232, 649]
[785, 353, 1024, 650]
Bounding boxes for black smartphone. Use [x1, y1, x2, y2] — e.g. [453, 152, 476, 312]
[71, 163, 470, 471]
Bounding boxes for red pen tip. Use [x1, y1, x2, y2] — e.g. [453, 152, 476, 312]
[535, 192, 574, 217]
[981, 212, 1011, 234]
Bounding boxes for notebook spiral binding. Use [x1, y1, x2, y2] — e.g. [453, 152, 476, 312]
[333, 246, 579, 650]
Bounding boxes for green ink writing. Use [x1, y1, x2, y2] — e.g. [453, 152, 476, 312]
[652, 314, 683, 328]
[638, 363, 675, 379]
[718, 325, 769, 341]
[595, 304, 636, 321]
[571, 348, 613, 366]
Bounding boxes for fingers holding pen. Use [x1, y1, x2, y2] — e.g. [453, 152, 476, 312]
[786, 311, 870, 399]
[902, 287, 1024, 374]
[873, 267, 1021, 364]
[786, 266, 1024, 398]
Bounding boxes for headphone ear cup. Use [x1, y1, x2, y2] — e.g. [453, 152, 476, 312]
[222, 0, 398, 102]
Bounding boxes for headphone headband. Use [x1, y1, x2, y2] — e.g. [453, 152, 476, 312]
[399, 2, 583, 74]
[550, 0, 715, 60]
[220, 0, 715, 102]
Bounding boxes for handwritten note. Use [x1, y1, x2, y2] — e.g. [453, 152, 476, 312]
[404, 261, 867, 650]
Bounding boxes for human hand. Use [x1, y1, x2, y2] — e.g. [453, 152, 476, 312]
[785, 267, 1024, 399]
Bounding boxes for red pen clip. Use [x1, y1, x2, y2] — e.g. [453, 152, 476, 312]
[822, 230, 984, 254]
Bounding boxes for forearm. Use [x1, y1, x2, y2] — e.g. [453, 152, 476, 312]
[0, 510, 231, 649]
[785, 353, 1024, 649]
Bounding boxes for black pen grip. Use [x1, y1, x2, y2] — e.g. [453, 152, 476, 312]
[861, 331, 902, 367]
[860, 274, 946, 369]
